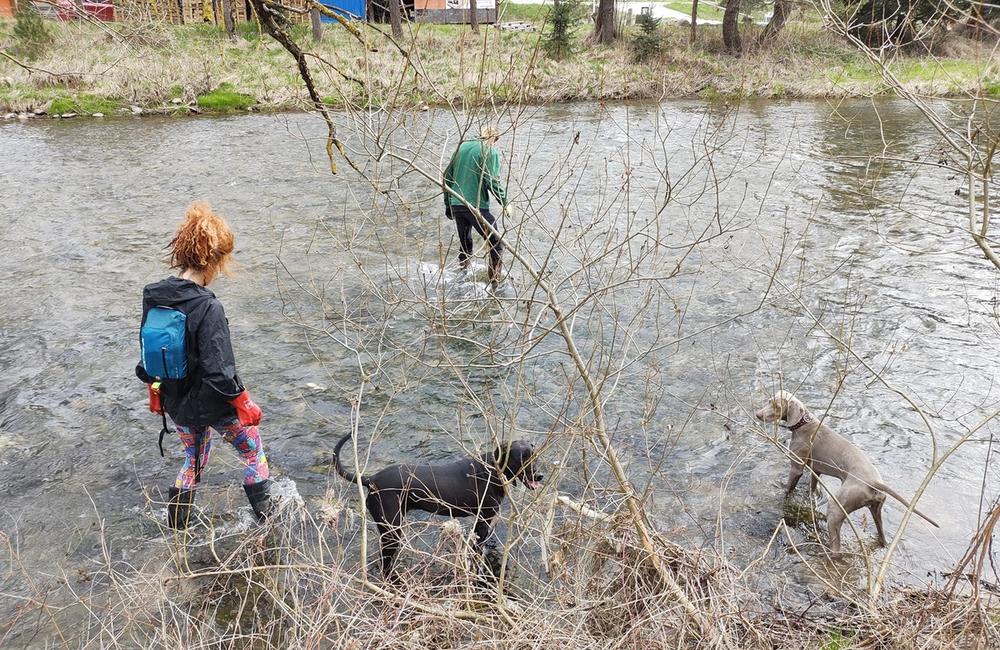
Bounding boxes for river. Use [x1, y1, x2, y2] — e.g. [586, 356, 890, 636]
[1, 100, 997, 644]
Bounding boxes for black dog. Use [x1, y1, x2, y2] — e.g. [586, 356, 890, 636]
[333, 433, 543, 578]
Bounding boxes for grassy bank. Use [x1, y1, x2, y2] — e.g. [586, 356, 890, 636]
[1, 12, 999, 116]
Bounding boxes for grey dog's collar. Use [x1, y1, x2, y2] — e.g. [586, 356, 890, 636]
[788, 413, 811, 431]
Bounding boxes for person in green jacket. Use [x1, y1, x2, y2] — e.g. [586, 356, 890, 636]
[443, 125, 509, 287]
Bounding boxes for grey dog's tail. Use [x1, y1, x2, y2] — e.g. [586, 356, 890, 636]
[875, 481, 940, 528]
[334, 433, 373, 489]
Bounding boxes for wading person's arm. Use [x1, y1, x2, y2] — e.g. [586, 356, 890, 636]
[443, 151, 457, 218]
[485, 147, 509, 215]
[197, 301, 262, 426]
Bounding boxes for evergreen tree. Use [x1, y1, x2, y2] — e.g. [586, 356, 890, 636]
[13, 2, 53, 62]
[544, 0, 581, 60]
[632, 12, 662, 63]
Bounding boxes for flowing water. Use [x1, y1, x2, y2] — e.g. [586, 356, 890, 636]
[1, 100, 998, 642]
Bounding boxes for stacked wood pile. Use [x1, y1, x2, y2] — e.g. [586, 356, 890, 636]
[126, 0, 310, 25]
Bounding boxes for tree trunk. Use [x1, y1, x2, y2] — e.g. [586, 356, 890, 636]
[593, 0, 615, 44]
[755, 0, 791, 48]
[310, 6, 323, 41]
[722, 0, 742, 55]
[470, 0, 478, 33]
[690, 0, 698, 44]
[388, 0, 402, 39]
[222, 0, 236, 39]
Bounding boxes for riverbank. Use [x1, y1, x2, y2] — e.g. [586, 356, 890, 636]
[2, 14, 999, 117]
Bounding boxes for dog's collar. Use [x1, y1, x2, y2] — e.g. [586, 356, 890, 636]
[788, 413, 812, 431]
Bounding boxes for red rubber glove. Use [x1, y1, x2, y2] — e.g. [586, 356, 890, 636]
[148, 383, 162, 413]
[230, 390, 263, 427]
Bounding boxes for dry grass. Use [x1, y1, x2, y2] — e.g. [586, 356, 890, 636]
[1, 18, 999, 115]
[4, 482, 998, 648]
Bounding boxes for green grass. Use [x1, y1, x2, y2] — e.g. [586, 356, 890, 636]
[48, 93, 120, 115]
[899, 59, 986, 82]
[898, 59, 988, 95]
[184, 22, 230, 40]
[661, 0, 769, 21]
[827, 60, 880, 85]
[196, 82, 256, 111]
[664, 0, 724, 21]
[236, 20, 265, 41]
[0, 85, 121, 114]
[499, 2, 549, 23]
[826, 57, 995, 95]
[174, 20, 293, 44]
[821, 631, 851, 650]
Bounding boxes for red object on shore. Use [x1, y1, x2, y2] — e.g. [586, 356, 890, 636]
[55, 0, 116, 21]
[84, 2, 115, 21]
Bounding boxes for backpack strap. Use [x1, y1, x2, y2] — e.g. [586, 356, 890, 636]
[158, 347, 171, 457]
[193, 431, 203, 484]
[158, 412, 168, 457]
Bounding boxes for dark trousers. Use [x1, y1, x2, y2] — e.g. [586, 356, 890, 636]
[449, 205, 503, 280]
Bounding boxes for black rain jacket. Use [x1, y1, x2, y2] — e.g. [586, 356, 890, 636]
[135, 277, 243, 427]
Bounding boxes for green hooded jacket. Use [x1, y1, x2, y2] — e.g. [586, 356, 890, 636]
[444, 139, 508, 210]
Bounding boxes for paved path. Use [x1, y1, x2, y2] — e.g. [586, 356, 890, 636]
[620, 1, 721, 25]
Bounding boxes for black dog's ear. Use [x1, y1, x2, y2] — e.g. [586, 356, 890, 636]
[512, 442, 532, 467]
[492, 443, 522, 478]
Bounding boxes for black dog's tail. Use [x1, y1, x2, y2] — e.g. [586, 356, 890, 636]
[334, 433, 373, 489]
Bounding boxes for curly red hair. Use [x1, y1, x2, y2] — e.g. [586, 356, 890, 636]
[169, 202, 234, 284]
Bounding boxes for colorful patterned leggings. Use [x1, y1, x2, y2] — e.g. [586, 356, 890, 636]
[174, 417, 270, 489]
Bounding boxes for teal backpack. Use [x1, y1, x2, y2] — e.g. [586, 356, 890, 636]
[140, 306, 193, 467]
[140, 307, 188, 381]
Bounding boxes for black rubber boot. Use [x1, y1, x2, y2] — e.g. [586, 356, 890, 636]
[243, 480, 272, 521]
[167, 487, 195, 530]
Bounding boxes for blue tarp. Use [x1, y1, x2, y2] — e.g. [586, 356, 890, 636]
[319, 0, 365, 20]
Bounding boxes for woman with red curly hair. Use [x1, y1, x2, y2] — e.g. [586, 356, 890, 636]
[136, 203, 271, 529]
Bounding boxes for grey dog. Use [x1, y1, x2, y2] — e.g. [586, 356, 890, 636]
[756, 391, 939, 554]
